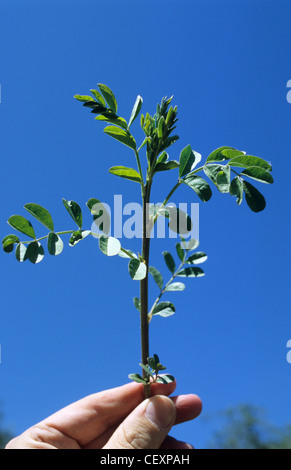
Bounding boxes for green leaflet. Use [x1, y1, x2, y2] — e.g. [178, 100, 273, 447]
[148, 356, 167, 373]
[48, 233, 64, 255]
[69, 230, 91, 247]
[87, 198, 111, 235]
[182, 174, 212, 202]
[133, 297, 141, 312]
[154, 160, 179, 172]
[167, 207, 192, 235]
[74, 95, 95, 102]
[177, 267, 205, 277]
[148, 266, 163, 290]
[240, 166, 273, 184]
[139, 362, 155, 379]
[181, 238, 199, 251]
[104, 126, 136, 150]
[26, 241, 45, 264]
[156, 375, 175, 384]
[162, 251, 176, 274]
[62, 199, 83, 229]
[97, 83, 118, 114]
[228, 155, 272, 171]
[175, 242, 185, 262]
[128, 373, 147, 384]
[164, 282, 185, 292]
[128, 95, 143, 128]
[128, 258, 147, 280]
[15, 243, 27, 262]
[2, 240, 14, 253]
[99, 235, 121, 256]
[83, 101, 107, 113]
[179, 145, 195, 178]
[243, 180, 266, 213]
[8, 215, 36, 239]
[109, 166, 141, 183]
[24, 203, 54, 232]
[95, 113, 128, 130]
[152, 301, 175, 317]
[203, 164, 224, 185]
[206, 146, 245, 163]
[89, 89, 106, 106]
[186, 251, 208, 264]
[216, 166, 231, 193]
[230, 176, 244, 205]
[2, 234, 20, 253]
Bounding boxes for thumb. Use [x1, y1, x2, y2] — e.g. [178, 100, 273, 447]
[103, 395, 176, 449]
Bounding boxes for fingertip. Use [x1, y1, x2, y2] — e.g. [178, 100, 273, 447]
[171, 393, 203, 424]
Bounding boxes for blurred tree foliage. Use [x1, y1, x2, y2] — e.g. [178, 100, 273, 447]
[208, 404, 291, 449]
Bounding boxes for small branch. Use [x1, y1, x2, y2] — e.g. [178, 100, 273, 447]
[20, 230, 76, 245]
[148, 258, 185, 322]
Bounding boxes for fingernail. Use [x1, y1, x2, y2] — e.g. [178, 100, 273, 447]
[145, 396, 176, 430]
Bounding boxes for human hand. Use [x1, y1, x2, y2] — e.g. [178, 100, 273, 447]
[5, 379, 202, 449]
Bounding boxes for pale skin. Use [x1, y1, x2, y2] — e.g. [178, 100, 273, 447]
[5, 380, 202, 449]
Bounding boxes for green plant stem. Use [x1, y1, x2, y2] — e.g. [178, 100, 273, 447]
[140, 180, 152, 399]
[19, 230, 136, 260]
[152, 165, 205, 227]
[21, 230, 75, 244]
[134, 147, 145, 197]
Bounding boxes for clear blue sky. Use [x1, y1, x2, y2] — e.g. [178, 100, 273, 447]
[0, 0, 290, 449]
